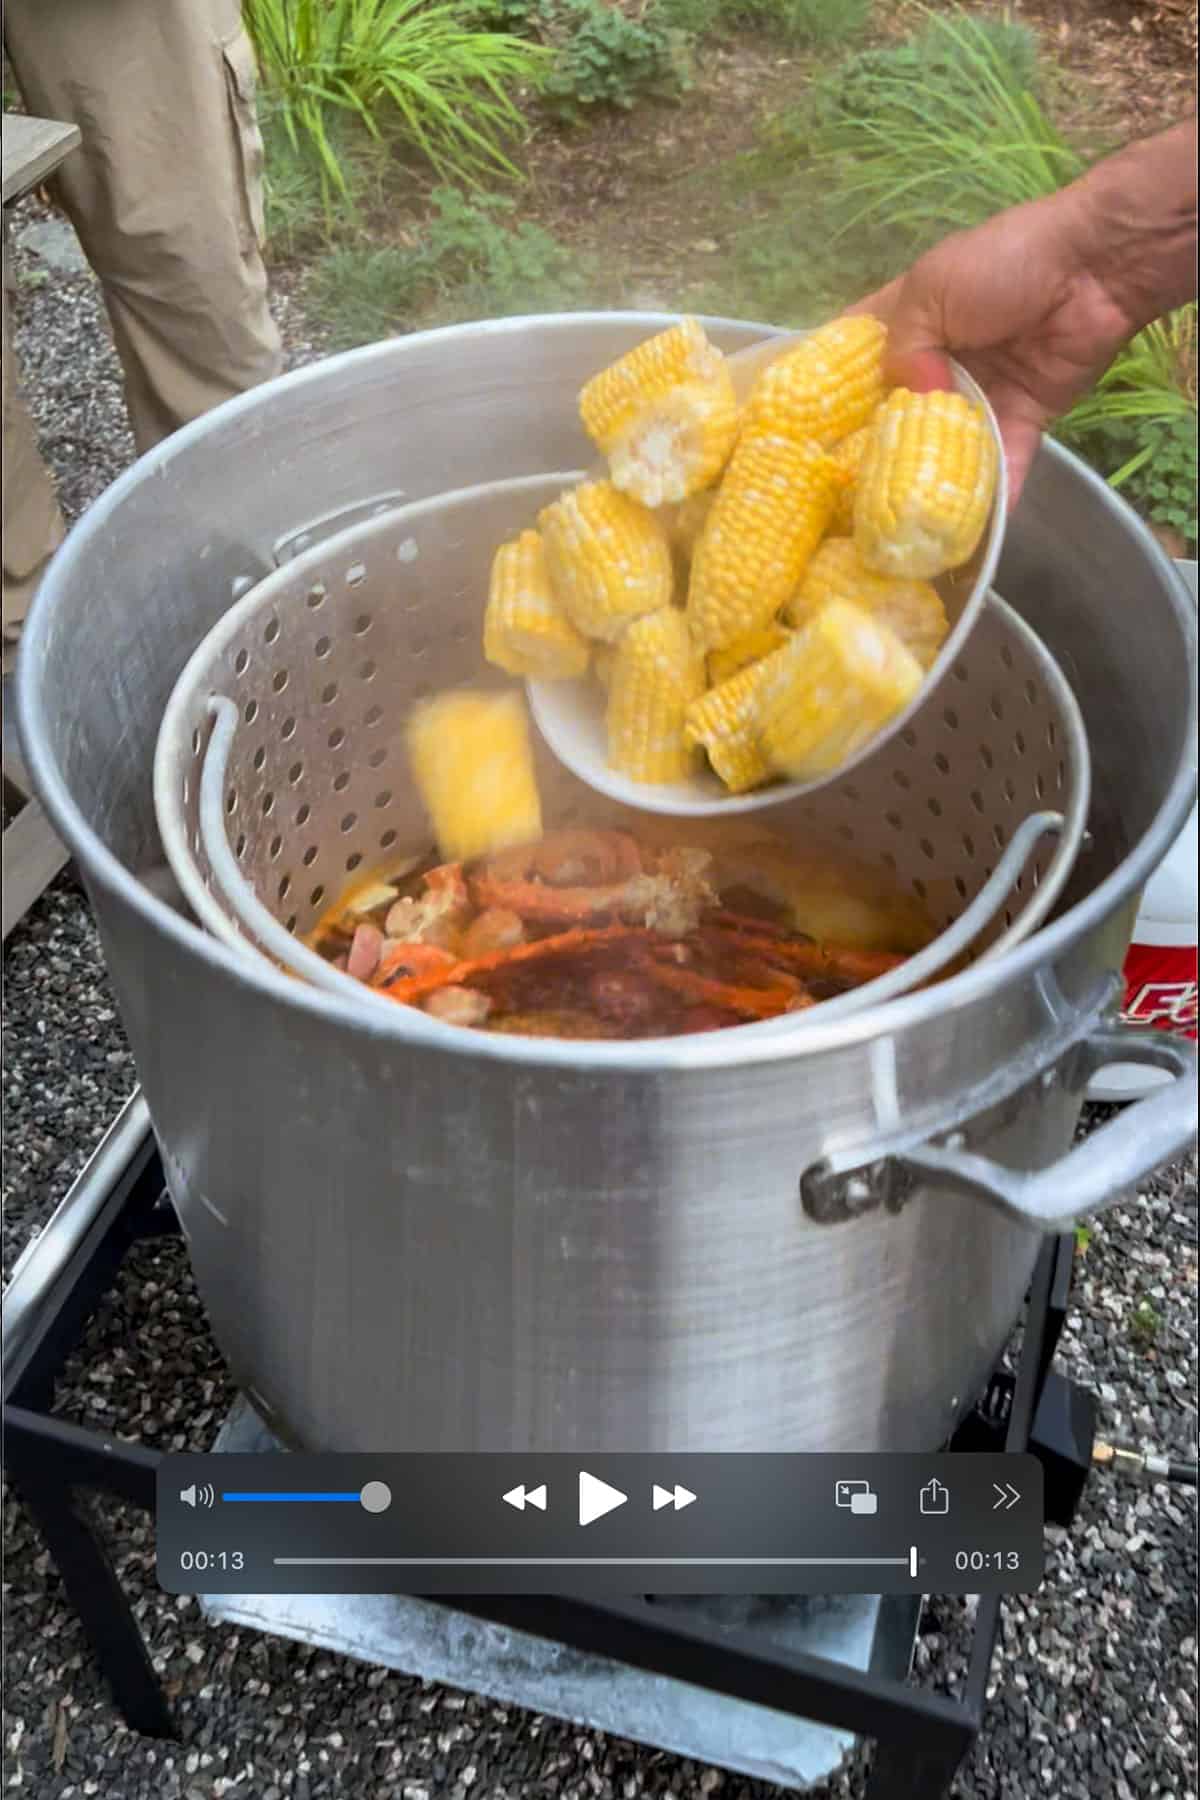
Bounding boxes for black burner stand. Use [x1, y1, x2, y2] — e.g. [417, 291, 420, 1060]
[2, 1120, 1078, 1799]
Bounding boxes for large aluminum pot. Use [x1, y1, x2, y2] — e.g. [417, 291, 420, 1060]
[16, 315, 1197, 1454]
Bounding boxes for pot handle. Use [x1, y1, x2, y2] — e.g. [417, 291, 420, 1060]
[800, 1024, 1197, 1232]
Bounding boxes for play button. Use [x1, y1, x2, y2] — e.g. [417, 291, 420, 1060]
[578, 1470, 628, 1527]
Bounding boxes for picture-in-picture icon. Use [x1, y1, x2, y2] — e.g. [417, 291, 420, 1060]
[834, 1479, 878, 1516]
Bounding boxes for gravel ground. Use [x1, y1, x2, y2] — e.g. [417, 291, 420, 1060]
[3, 207, 1197, 1800]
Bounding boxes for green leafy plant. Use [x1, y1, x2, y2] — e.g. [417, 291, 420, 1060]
[1128, 1298, 1163, 1344]
[700, 7, 1195, 541]
[484, 0, 688, 115]
[1057, 308, 1198, 550]
[306, 185, 589, 345]
[242, 0, 547, 210]
[659, 0, 870, 48]
[259, 104, 392, 255]
[789, 11, 1084, 248]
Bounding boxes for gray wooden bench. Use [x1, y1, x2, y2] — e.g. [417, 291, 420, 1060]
[3, 113, 82, 940]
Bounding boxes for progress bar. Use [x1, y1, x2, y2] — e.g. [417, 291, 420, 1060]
[224, 1492, 361, 1502]
[276, 1550, 923, 1575]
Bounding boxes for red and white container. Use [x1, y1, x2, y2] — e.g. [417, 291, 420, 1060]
[1088, 559, 1198, 1101]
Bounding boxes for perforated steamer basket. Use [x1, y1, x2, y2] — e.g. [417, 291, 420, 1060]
[153, 473, 1090, 1041]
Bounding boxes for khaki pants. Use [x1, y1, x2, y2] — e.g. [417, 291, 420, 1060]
[2, 0, 283, 645]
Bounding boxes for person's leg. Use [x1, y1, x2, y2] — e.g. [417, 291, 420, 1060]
[2, 288, 66, 665]
[5, 0, 283, 456]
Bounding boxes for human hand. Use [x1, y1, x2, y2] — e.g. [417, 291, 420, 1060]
[844, 119, 1197, 507]
[843, 191, 1139, 507]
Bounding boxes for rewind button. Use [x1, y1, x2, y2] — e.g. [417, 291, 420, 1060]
[503, 1483, 548, 1513]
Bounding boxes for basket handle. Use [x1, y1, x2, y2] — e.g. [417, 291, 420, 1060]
[197, 697, 431, 1014]
[199, 696, 359, 988]
[751, 810, 1067, 1034]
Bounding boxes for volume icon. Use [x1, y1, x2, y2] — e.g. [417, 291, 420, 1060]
[181, 1483, 215, 1509]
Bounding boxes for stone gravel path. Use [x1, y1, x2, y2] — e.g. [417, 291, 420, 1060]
[3, 205, 1196, 1800]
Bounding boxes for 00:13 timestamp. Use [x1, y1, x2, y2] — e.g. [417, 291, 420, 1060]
[178, 1552, 245, 1572]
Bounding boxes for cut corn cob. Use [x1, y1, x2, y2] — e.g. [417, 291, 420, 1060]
[686, 430, 842, 652]
[484, 529, 590, 680]
[670, 487, 718, 562]
[743, 317, 888, 449]
[593, 644, 618, 692]
[707, 621, 792, 686]
[579, 319, 740, 507]
[539, 480, 673, 644]
[683, 652, 784, 794]
[606, 606, 707, 783]
[829, 423, 873, 533]
[758, 601, 924, 780]
[784, 537, 948, 670]
[406, 689, 542, 864]
[854, 387, 998, 579]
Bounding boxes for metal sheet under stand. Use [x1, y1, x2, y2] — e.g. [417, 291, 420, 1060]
[199, 1399, 920, 1792]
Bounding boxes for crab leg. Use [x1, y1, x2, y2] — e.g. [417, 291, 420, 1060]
[372, 941, 458, 989]
[377, 924, 652, 1008]
[642, 951, 804, 1020]
[470, 829, 645, 924]
[704, 922, 906, 986]
[467, 876, 640, 925]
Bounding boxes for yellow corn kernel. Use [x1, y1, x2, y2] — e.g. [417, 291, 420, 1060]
[707, 621, 792, 686]
[686, 430, 842, 652]
[593, 643, 617, 692]
[758, 601, 924, 780]
[854, 387, 998, 579]
[406, 690, 541, 864]
[829, 423, 873, 533]
[683, 653, 783, 794]
[483, 529, 590, 680]
[606, 606, 707, 784]
[743, 316, 888, 449]
[538, 480, 673, 644]
[784, 537, 948, 670]
[579, 318, 740, 507]
[670, 487, 718, 562]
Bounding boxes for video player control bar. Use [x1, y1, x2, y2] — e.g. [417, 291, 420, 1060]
[157, 1454, 1043, 1596]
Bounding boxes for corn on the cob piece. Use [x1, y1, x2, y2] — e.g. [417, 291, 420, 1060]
[829, 423, 873, 533]
[784, 537, 948, 670]
[669, 487, 718, 563]
[579, 319, 740, 507]
[686, 430, 842, 652]
[758, 601, 924, 780]
[707, 621, 792, 686]
[483, 529, 590, 680]
[406, 689, 542, 864]
[606, 606, 707, 783]
[683, 652, 783, 794]
[593, 644, 617, 692]
[854, 387, 998, 579]
[539, 480, 673, 644]
[743, 317, 887, 449]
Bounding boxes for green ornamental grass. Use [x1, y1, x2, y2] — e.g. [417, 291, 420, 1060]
[242, 0, 548, 205]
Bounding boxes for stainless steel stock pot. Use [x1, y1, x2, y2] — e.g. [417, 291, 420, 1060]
[16, 315, 1198, 1455]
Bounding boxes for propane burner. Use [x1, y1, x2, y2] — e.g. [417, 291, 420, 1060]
[2, 1098, 1092, 1799]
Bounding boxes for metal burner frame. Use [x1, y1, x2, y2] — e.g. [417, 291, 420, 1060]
[2, 1095, 1077, 1797]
